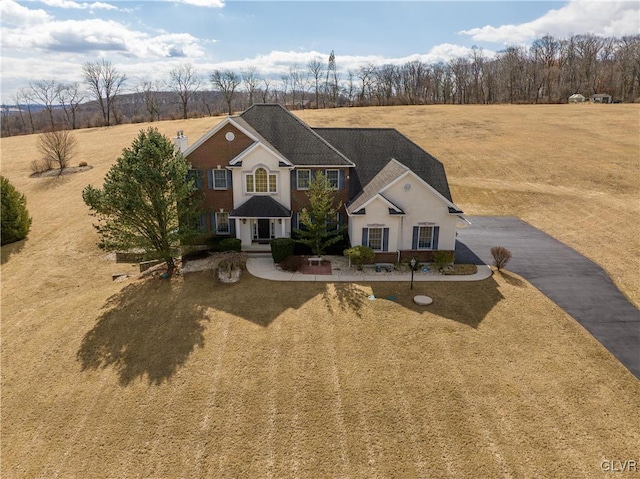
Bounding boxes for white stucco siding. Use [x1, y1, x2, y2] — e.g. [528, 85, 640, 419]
[349, 198, 402, 251]
[231, 144, 291, 209]
[383, 173, 457, 250]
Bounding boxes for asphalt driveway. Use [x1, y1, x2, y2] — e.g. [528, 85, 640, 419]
[455, 216, 640, 379]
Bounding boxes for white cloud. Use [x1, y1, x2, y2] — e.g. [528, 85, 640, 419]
[0, 0, 51, 26]
[40, 0, 118, 10]
[1, 17, 205, 58]
[202, 46, 496, 78]
[173, 0, 225, 7]
[460, 0, 640, 44]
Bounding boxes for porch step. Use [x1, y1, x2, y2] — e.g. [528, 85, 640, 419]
[244, 251, 272, 257]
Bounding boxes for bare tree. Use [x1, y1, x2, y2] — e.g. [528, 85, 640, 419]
[261, 78, 271, 103]
[280, 73, 290, 107]
[469, 46, 486, 104]
[57, 82, 85, 129]
[241, 66, 260, 107]
[16, 88, 36, 134]
[37, 129, 78, 172]
[167, 63, 201, 119]
[357, 63, 376, 105]
[137, 80, 162, 121]
[307, 57, 324, 108]
[82, 59, 127, 126]
[211, 70, 241, 115]
[29, 80, 59, 130]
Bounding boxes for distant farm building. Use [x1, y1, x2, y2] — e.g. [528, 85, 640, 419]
[591, 93, 612, 104]
[569, 93, 586, 103]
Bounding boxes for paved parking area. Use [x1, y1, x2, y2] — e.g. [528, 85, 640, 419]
[455, 216, 640, 379]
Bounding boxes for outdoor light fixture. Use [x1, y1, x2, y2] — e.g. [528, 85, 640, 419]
[242, 219, 247, 224]
[278, 218, 282, 224]
[410, 257, 417, 290]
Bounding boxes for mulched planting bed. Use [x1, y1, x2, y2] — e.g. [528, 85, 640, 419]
[298, 258, 332, 275]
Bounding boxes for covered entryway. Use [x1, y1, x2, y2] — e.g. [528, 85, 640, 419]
[230, 195, 291, 249]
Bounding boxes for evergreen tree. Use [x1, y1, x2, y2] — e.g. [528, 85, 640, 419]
[294, 171, 343, 256]
[1, 176, 32, 245]
[82, 128, 203, 276]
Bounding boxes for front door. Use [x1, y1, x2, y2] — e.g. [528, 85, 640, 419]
[257, 219, 270, 240]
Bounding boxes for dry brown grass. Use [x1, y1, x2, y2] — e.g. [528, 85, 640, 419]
[2, 106, 639, 477]
[297, 104, 640, 307]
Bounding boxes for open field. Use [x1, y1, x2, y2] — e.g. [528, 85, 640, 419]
[1, 105, 639, 477]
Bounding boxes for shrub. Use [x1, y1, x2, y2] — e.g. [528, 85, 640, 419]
[79, 161, 88, 167]
[344, 245, 375, 269]
[37, 129, 77, 170]
[271, 237, 295, 263]
[30, 159, 47, 175]
[491, 246, 512, 271]
[279, 255, 303, 272]
[217, 251, 246, 273]
[1, 176, 32, 245]
[218, 238, 241, 252]
[206, 235, 224, 251]
[431, 251, 454, 271]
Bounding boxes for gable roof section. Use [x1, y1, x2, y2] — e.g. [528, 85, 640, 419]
[240, 104, 354, 166]
[229, 196, 291, 218]
[182, 117, 258, 158]
[314, 127, 454, 202]
[347, 159, 409, 214]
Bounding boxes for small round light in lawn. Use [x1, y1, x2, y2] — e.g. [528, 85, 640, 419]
[413, 295, 433, 306]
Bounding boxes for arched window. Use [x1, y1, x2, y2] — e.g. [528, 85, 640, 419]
[245, 167, 277, 193]
[254, 168, 267, 192]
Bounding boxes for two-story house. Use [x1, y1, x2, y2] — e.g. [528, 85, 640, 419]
[180, 104, 464, 261]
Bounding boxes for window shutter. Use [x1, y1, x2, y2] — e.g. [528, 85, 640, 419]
[200, 214, 206, 232]
[229, 218, 236, 237]
[362, 228, 369, 247]
[433, 226, 439, 250]
[292, 212, 298, 230]
[382, 228, 389, 252]
[310, 170, 316, 182]
[337, 212, 342, 228]
[412, 226, 419, 250]
[226, 169, 232, 189]
[338, 170, 345, 190]
[291, 170, 297, 189]
[210, 213, 216, 232]
[207, 170, 214, 189]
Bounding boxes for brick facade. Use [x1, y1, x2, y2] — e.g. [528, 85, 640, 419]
[186, 125, 254, 232]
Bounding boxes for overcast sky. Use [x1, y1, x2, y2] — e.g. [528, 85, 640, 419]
[1, 0, 638, 103]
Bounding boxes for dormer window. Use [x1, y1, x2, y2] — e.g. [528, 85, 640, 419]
[245, 167, 277, 193]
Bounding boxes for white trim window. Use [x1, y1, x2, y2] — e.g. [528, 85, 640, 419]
[246, 167, 277, 193]
[368, 227, 383, 251]
[326, 169, 339, 189]
[418, 226, 433, 249]
[216, 212, 230, 234]
[297, 169, 311, 190]
[213, 170, 227, 190]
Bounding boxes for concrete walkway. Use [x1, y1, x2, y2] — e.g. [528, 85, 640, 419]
[455, 216, 640, 379]
[246, 255, 492, 282]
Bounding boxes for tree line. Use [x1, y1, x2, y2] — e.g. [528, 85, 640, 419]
[2, 33, 639, 137]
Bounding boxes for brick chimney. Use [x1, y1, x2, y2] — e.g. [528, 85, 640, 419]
[173, 130, 188, 153]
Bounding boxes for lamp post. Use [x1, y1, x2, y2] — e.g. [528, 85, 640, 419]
[410, 257, 416, 290]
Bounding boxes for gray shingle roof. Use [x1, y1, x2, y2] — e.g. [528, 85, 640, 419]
[239, 104, 354, 166]
[347, 159, 409, 213]
[230, 195, 291, 218]
[313, 128, 454, 203]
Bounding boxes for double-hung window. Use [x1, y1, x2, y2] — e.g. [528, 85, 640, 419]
[187, 169, 203, 190]
[297, 169, 311, 190]
[213, 170, 227, 189]
[418, 226, 433, 249]
[325, 169, 339, 189]
[367, 228, 383, 251]
[215, 212, 230, 234]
